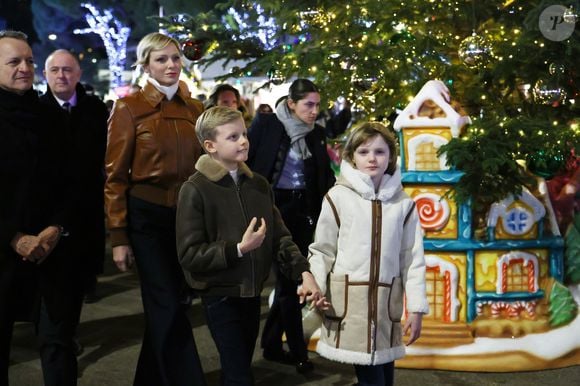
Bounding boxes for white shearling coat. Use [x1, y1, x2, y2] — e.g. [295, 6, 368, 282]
[308, 160, 429, 365]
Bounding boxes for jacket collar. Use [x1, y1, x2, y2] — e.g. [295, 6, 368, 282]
[43, 82, 86, 106]
[337, 160, 402, 202]
[195, 154, 253, 182]
[142, 80, 190, 107]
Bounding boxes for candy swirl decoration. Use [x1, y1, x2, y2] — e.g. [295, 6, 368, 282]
[414, 192, 451, 231]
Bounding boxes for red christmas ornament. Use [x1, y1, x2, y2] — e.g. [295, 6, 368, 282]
[182, 39, 206, 62]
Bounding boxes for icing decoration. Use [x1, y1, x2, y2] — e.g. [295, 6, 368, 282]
[393, 80, 471, 137]
[476, 300, 537, 318]
[495, 251, 539, 294]
[415, 192, 451, 231]
[425, 255, 461, 322]
[407, 133, 449, 170]
[488, 187, 546, 236]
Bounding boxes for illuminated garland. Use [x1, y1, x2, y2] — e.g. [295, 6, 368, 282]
[74, 3, 131, 88]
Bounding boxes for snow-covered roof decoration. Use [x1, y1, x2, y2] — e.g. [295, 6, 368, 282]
[393, 80, 472, 138]
[487, 187, 546, 234]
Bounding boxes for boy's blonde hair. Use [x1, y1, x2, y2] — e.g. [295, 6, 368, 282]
[195, 106, 244, 144]
[342, 122, 398, 175]
[135, 32, 180, 67]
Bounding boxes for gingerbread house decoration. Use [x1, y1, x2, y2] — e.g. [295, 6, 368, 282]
[393, 80, 471, 172]
[391, 80, 570, 371]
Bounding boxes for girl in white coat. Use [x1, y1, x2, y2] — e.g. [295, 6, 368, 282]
[308, 122, 429, 386]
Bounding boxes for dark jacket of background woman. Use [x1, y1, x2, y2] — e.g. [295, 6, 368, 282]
[247, 112, 335, 220]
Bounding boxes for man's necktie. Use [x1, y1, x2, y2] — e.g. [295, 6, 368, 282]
[62, 102, 71, 113]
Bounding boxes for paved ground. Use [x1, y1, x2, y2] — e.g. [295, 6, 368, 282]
[8, 255, 580, 386]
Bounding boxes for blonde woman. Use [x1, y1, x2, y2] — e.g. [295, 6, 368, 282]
[105, 32, 206, 386]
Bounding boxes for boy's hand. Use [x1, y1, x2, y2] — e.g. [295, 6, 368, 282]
[298, 271, 330, 309]
[113, 245, 135, 272]
[239, 217, 266, 254]
[404, 312, 423, 346]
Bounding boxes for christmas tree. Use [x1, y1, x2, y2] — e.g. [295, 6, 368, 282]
[156, 0, 579, 218]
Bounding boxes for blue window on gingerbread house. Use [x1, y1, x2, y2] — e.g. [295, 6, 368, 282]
[505, 208, 532, 235]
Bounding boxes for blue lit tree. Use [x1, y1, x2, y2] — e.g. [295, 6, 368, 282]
[74, 3, 131, 89]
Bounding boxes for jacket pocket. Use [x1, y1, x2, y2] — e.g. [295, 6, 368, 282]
[388, 276, 404, 322]
[323, 273, 349, 322]
[321, 274, 371, 352]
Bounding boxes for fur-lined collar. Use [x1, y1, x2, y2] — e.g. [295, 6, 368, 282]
[337, 160, 402, 202]
[195, 154, 254, 182]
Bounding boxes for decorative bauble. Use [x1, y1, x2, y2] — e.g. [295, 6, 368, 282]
[527, 150, 566, 179]
[268, 68, 285, 86]
[351, 74, 377, 92]
[532, 78, 567, 105]
[458, 33, 493, 68]
[182, 39, 206, 62]
[563, 7, 577, 23]
[548, 63, 566, 76]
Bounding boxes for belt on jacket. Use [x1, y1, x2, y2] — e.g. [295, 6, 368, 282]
[129, 183, 181, 207]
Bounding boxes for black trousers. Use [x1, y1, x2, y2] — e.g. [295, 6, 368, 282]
[260, 189, 314, 361]
[37, 299, 78, 386]
[202, 296, 261, 386]
[128, 196, 206, 386]
[354, 361, 395, 386]
[0, 253, 78, 386]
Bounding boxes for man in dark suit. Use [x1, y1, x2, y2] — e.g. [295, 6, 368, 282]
[0, 30, 77, 386]
[40, 49, 109, 346]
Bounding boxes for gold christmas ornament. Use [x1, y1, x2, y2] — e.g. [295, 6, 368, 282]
[458, 33, 493, 68]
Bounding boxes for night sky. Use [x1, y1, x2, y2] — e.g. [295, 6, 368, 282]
[0, 0, 38, 42]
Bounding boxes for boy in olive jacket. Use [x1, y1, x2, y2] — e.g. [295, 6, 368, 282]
[176, 106, 324, 385]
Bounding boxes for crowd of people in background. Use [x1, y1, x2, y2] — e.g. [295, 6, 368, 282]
[0, 29, 427, 386]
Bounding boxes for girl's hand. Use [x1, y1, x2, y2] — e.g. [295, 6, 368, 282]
[297, 271, 331, 309]
[404, 312, 423, 346]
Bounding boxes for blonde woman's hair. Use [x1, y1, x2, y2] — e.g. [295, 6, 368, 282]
[342, 122, 398, 175]
[195, 106, 244, 144]
[135, 32, 180, 67]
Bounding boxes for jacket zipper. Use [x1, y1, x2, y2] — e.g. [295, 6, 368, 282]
[174, 120, 181, 183]
[236, 181, 255, 297]
[369, 199, 381, 361]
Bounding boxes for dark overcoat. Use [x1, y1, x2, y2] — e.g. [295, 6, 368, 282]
[0, 87, 74, 322]
[40, 84, 108, 276]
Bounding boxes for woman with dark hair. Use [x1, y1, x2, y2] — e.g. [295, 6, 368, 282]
[256, 103, 273, 114]
[247, 78, 335, 373]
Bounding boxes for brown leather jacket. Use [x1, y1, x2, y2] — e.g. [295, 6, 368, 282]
[105, 81, 204, 246]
